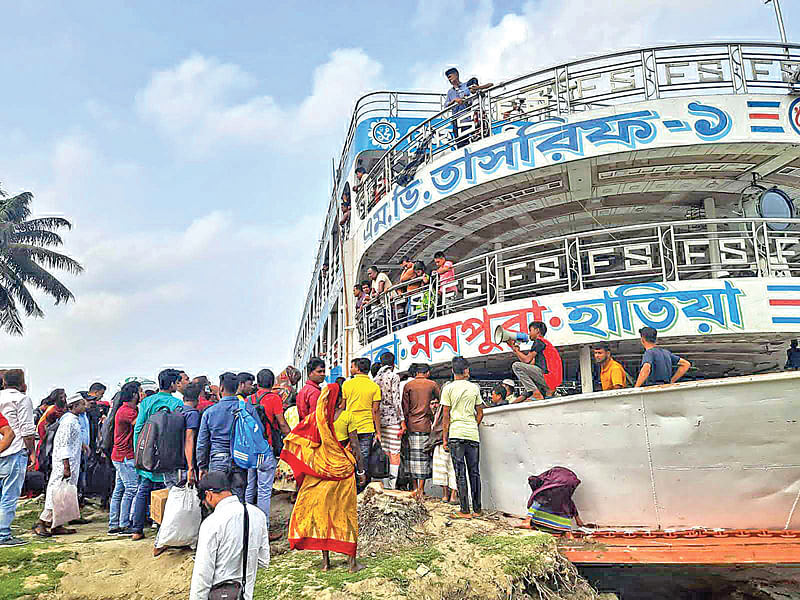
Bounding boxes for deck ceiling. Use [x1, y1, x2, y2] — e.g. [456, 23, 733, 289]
[361, 143, 800, 271]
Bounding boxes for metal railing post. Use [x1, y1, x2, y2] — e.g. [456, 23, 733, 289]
[670, 225, 680, 281]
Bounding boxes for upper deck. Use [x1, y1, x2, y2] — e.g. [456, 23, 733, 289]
[293, 40, 800, 379]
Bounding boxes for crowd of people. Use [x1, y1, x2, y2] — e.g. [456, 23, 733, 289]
[354, 252, 457, 341]
[0, 323, 698, 599]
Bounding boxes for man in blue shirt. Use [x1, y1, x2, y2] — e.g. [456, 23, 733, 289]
[130, 368, 184, 540]
[444, 67, 493, 149]
[634, 327, 691, 387]
[197, 372, 260, 502]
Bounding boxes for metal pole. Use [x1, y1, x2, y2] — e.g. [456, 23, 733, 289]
[768, 0, 788, 44]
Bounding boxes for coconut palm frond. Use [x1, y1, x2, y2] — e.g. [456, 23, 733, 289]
[11, 229, 64, 247]
[0, 260, 44, 317]
[0, 192, 33, 224]
[8, 244, 84, 275]
[5, 255, 74, 305]
[15, 217, 73, 232]
[0, 190, 82, 333]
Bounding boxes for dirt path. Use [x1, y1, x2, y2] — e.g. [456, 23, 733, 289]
[9, 489, 607, 600]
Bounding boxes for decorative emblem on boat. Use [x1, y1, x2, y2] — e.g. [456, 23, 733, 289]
[789, 97, 800, 136]
[368, 119, 398, 149]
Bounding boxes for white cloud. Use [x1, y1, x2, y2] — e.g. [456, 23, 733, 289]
[2, 207, 319, 396]
[411, 0, 771, 90]
[137, 49, 385, 154]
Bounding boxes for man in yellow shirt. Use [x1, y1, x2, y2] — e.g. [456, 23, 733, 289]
[592, 342, 628, 391]
[342, 357, 381, 482]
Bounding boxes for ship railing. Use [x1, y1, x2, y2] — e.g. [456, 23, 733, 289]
[355, 217, 800, 346]
[354, 41, 800, 221]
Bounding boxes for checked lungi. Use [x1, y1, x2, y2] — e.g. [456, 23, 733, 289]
[380, 424, 403, 456]
[407, 432, 432, 480]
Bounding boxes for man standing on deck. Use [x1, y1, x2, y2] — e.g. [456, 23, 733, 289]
[444, 68, 492, 148]
[592, 342, 628, 391]
[634, 327, 691, 387]
[402, 363, 439, 499]
[297, 358, 325, 420]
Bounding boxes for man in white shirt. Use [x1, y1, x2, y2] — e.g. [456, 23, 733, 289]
[0, 369, 36, 546]
[174, 370, 190, 402]
[190, 472, 270, 600]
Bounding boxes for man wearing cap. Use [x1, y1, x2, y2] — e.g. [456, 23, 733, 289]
[634, 327, 691, 387]
[190, 472, 270, 600]
[33, 394, 86, 537]
[501, 379, 516, 400]
[592, 342, 628, 391]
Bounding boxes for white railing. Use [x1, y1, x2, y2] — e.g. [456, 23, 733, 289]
[356, 217, 800, 345]
[355, 41, 800, 220]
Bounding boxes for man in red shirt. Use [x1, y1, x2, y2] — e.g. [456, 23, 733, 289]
[434, 251, 457, 305]
[296, 358, 326, 421]
[0, 412, 15, 455]
[247, 369, 290, 541]
[108, 381, 141, 535]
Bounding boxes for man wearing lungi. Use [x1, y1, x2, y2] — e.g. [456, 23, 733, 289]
[401, 364, 439, 500]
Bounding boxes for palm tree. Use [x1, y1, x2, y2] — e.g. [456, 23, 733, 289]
[0, 185, 83, 335]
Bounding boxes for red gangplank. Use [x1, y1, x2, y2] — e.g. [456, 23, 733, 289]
[558, 530, 800, 565]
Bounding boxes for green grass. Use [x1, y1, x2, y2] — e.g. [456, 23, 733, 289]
[10, 498, 44, 535]
[0, 544, 77, 600]
[467, 533, 553, 578]
[255, 544, 443, 599]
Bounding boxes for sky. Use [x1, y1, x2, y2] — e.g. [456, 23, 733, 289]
[1, 0, 797, 398]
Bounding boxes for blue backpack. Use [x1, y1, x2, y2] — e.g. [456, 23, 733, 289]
[231, 399, 269, 469]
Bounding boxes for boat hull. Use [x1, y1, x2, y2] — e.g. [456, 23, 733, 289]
[479, 372, 800, 530]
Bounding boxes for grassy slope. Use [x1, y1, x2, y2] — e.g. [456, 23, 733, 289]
[0, 544, 77, 600]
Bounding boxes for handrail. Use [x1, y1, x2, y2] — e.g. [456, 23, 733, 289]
[353, 217, 800, 347]
[295, 40, 800, 361]
[354, 40, 800, 220]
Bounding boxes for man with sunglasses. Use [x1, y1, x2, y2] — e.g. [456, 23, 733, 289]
[190, 472, 270, 600]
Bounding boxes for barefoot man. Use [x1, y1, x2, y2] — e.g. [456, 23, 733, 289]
[402, 363, 439, 500]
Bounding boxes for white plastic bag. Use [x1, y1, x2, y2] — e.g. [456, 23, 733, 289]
[154, 485, 202, 549]
[51, 479, 80, 528]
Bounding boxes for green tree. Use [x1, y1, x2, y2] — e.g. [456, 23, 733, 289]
[0, 185, 83, 335]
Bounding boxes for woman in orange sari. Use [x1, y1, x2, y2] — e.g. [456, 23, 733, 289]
[281, 383, 366, 572]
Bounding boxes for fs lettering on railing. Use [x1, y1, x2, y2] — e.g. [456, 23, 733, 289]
[355, 218, 800, 345]
[354, 41, 800, 220]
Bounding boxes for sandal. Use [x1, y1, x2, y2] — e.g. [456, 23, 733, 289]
[451, 512, 473, 519]
[32, 524, 51, 538]
[50, 526, 77, 535]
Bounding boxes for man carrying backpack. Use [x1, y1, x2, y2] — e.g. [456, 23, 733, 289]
[246, 369, 290, 541]
[197, 373, 264, 502]
[129, 369, 185, 541]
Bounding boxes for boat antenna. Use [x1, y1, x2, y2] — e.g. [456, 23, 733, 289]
[764, 0, 788, 45]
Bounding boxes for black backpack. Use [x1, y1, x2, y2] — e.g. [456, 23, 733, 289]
[134, 406, 185, 473]
[253, 402, 284, 459]
[37, 420, 60, 476]
[99, 392, 123, 456]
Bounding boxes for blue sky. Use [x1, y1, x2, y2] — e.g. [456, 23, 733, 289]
[1, 0, 797, 396]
